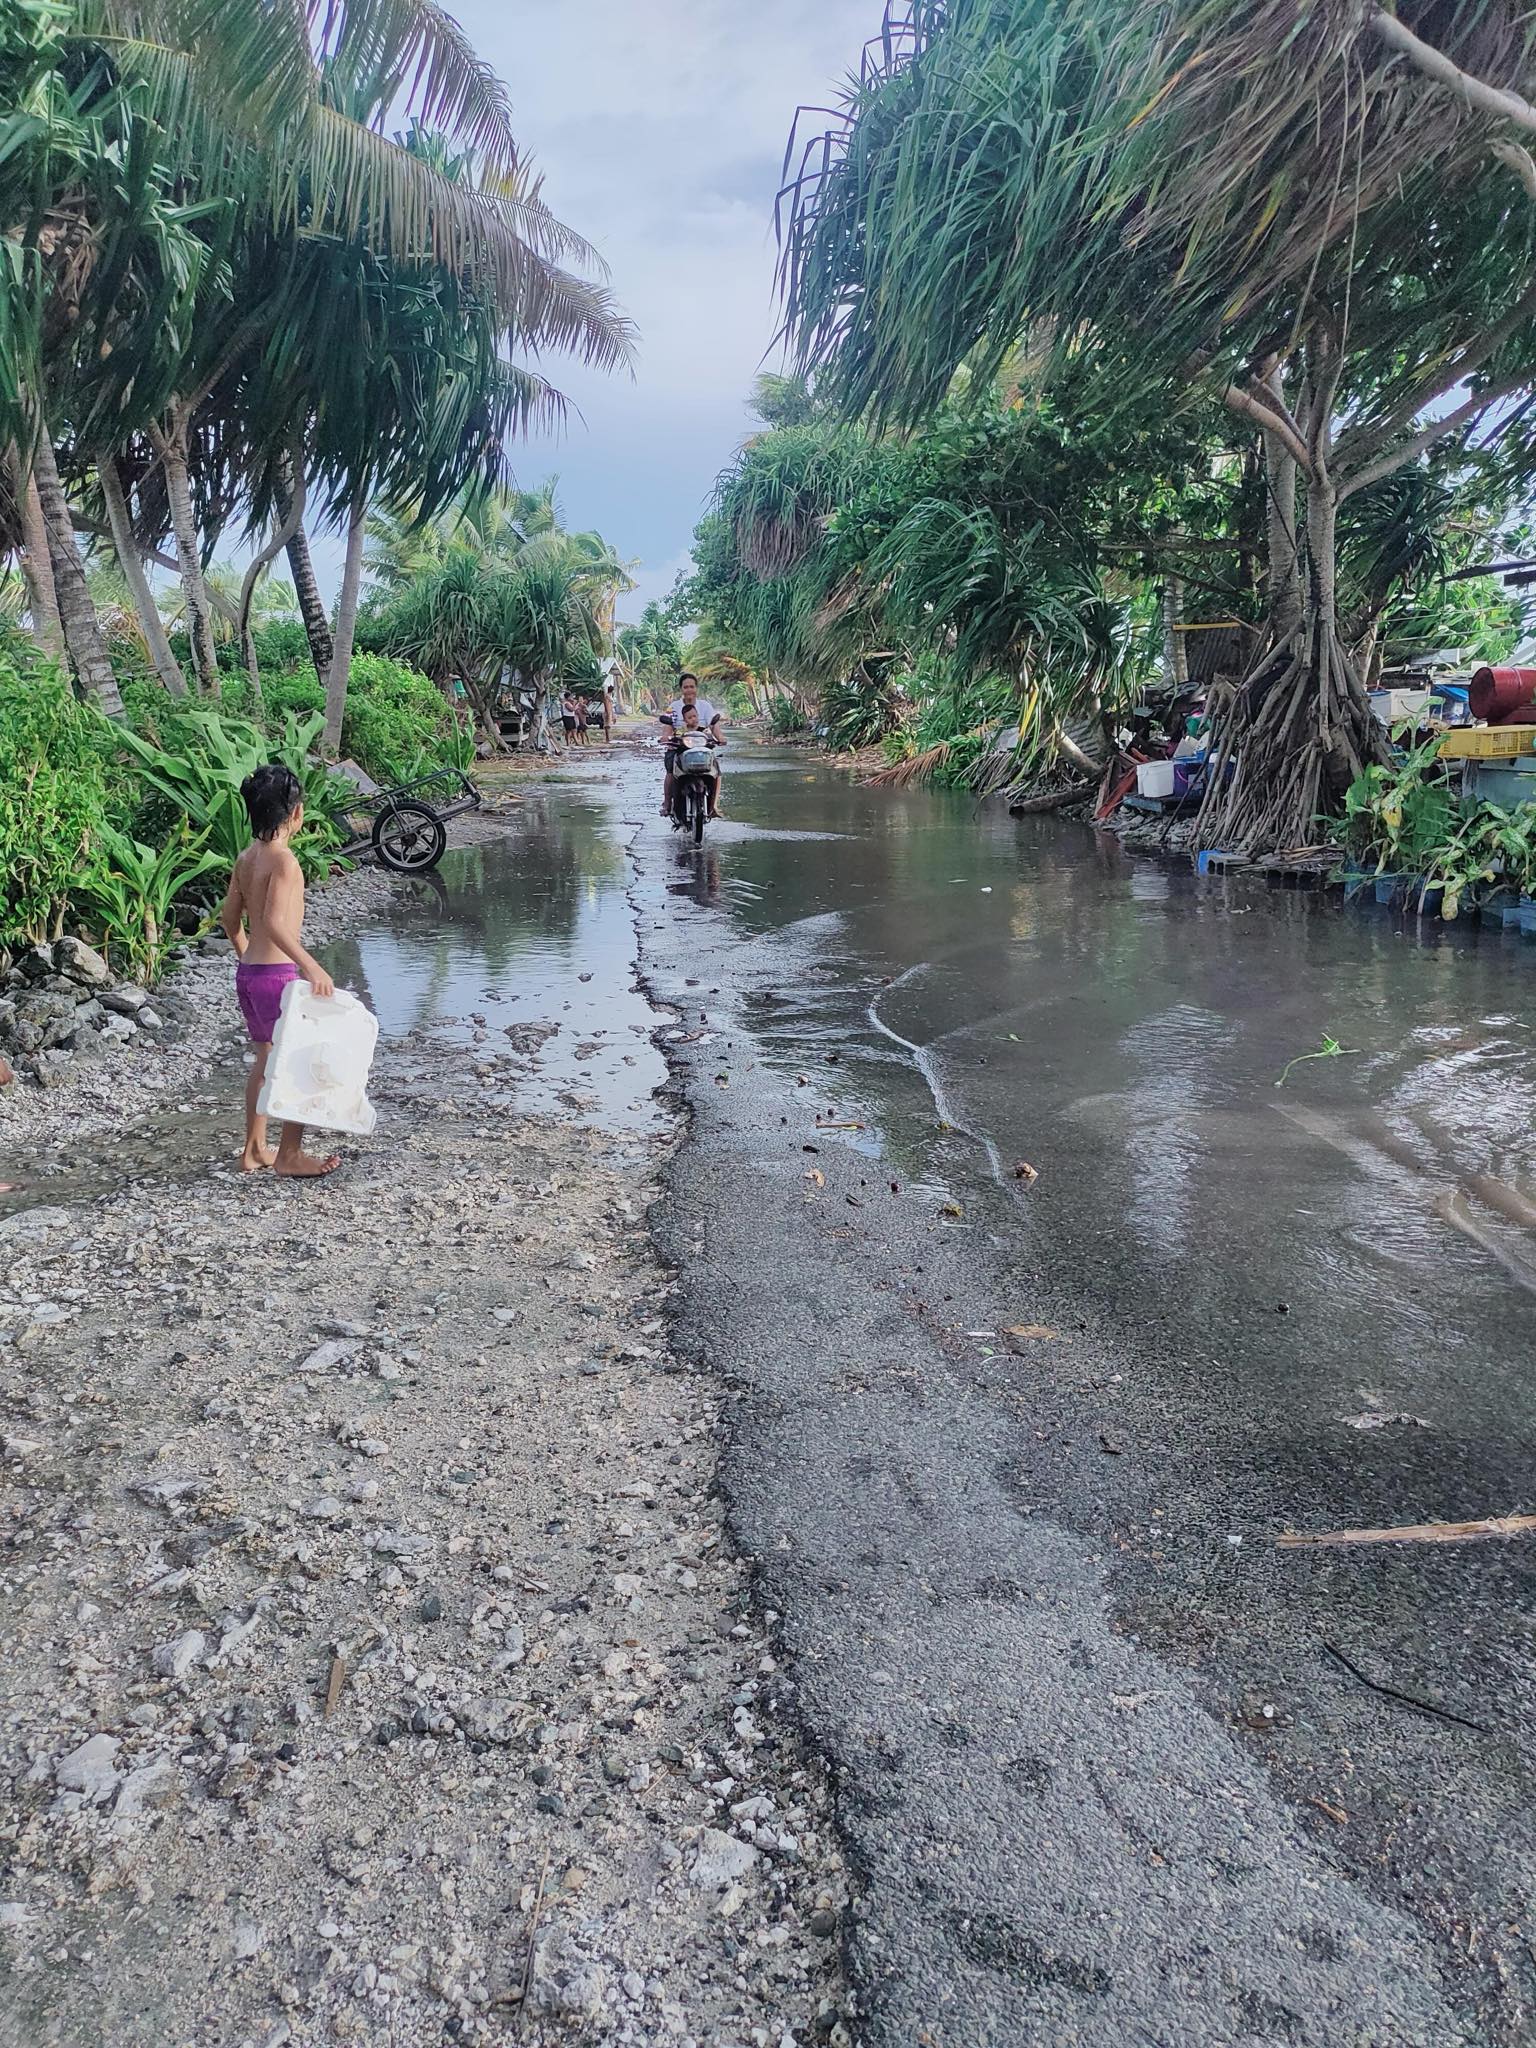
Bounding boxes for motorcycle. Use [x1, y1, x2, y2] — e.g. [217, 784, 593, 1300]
[668, 735, 719, 844]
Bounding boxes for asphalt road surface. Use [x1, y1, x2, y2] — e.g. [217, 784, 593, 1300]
[622, 739, 1536, 2048]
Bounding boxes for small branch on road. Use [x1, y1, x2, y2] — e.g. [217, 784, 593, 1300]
[1323, 1641, 1488, 1735]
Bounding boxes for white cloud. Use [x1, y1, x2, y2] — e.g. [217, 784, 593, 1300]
[228, 3, 873, 619]
[459, 0, 874, 621]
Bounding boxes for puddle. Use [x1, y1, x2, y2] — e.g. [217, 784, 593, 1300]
[1, 780, 669, 1218]
[327, 786, 666, 1132]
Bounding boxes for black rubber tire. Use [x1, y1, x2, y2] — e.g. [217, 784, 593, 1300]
[690, 786, 705, 844]
[373, 799, 448, 874]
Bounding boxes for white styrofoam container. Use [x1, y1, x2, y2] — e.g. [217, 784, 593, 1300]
[257, 982, 379, 1136]
[1370, 687, 1432, 722]
[1136, 759, 1177, 799]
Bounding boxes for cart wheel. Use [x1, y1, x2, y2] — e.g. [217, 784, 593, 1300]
[373, 799, 447, 874]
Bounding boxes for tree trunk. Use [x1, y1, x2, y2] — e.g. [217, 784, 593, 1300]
[28, 428, 123, 717]
[458, 669, 502, 751]
[152, 406, 220, 695]
[1197, 482, 1386, 857]
[324, 493, 367, 755]
[1161, 577, 1188, 687]
[7, 448, 64, 661]
[1263, 431, 1302, 638]
[238, 453, 308, 697]
[529, 679, 554, 753]
[1196, 337, 1389, 859]
[279, 456, 333, 683]
[99, 457, 187, 697]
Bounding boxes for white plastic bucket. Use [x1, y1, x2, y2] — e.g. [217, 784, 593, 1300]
[257, 982, 379, 1136]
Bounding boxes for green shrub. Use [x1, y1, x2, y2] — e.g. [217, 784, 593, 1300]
[0, 660, 108, 950]
[340, 654, 461, 783]
[768, 697, 811, 739]
[249, 619, 312, 673]
[77, 824, 224, 984]
[101, 704, 351, 878]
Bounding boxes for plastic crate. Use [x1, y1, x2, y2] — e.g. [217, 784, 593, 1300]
[1438, 726, 1536, 760]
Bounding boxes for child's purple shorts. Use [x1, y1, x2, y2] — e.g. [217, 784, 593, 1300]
[235, 961, 299, 1044]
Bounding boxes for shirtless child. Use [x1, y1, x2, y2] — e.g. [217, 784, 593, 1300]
[219, 763, 340, 1178]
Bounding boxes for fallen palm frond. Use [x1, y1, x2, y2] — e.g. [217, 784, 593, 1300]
[864, 740, 954, 786]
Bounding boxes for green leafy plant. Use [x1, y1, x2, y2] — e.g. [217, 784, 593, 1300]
[1275, 1034, 1360, 1088]
[77, 824, 224, 985]
[0, 660, 108, 949]
[1424, 801, 1536, 919]
[1341, 736, 1456, 877]
[102, 705, 349, 871]
[767, 698, 812, 739]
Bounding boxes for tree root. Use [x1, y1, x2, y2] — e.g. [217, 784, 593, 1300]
[1196, 615, 1387, 855]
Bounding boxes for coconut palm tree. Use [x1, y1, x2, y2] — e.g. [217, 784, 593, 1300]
[3, 0, 632, 707]
[376, 494, 625, 752]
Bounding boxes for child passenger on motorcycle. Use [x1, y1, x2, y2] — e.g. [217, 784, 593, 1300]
[679, 703, 724, 816]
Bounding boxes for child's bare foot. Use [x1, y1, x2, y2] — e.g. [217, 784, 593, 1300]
[239, 1144, 278, 1172]
[274, 1152, 342, 1179]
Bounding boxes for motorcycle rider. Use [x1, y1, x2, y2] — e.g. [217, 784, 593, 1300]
[659, 672, 724, 819]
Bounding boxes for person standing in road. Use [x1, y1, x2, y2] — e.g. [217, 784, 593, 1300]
[560, 691, 578, 747]
[600, 680, 615, 742]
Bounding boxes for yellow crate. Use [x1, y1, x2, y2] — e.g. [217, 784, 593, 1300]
[1438, 726, 1536, 760]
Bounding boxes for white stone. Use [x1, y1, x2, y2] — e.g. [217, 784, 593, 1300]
[115, 1760, 180, 1819]
[54, 1734, 121, 1803]
[152, 1629, 207, 1679]
[689, 1827, 761, 1889]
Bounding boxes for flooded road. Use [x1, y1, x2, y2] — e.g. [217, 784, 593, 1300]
[7, 741, 1534, 2043]
[650, 742, 1536, 1422]
[628, 739, 1536, 2048]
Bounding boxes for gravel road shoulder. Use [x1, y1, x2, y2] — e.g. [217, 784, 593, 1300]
[0, 809, 852, 2048]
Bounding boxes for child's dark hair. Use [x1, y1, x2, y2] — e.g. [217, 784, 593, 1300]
[241, 762, 303, 841]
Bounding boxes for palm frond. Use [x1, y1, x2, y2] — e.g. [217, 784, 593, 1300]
[311, 0, 521, 176]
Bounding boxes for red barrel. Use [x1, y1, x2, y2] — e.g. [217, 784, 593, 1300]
[1469, 666, 1536, 723]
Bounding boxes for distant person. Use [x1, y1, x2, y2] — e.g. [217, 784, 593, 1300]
[560, 691, 578, 746]
[600, 682, 615, 742]
[218, 763, 339, 1179]
[575, 695, 590, 745]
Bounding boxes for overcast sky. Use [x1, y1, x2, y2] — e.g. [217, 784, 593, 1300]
[385, 0, 877, 622]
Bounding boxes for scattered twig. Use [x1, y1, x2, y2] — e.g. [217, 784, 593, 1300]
[1322, 1641, 1488, 1734]
[1278, 1513, 1536, 1549]
[514, 1845, 551, 2029]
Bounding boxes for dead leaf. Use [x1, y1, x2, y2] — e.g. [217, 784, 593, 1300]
[939, 1201, 964, 1219]
[1002, 1324, 1059, 1342]
[324, 1655, 346, 1717]
[805, 1168, 825, 1188]
[1012, 1161, 1039, 1183]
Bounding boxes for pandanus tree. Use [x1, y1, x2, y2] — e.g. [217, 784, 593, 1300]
[376, 494, 627, 750]
[778, 0, 1536, 852]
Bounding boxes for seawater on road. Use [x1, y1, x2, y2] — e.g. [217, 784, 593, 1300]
[0, 780, 667, 1215]
[622, 739, 1536, 2047]
[340, 781, 668, 1133]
